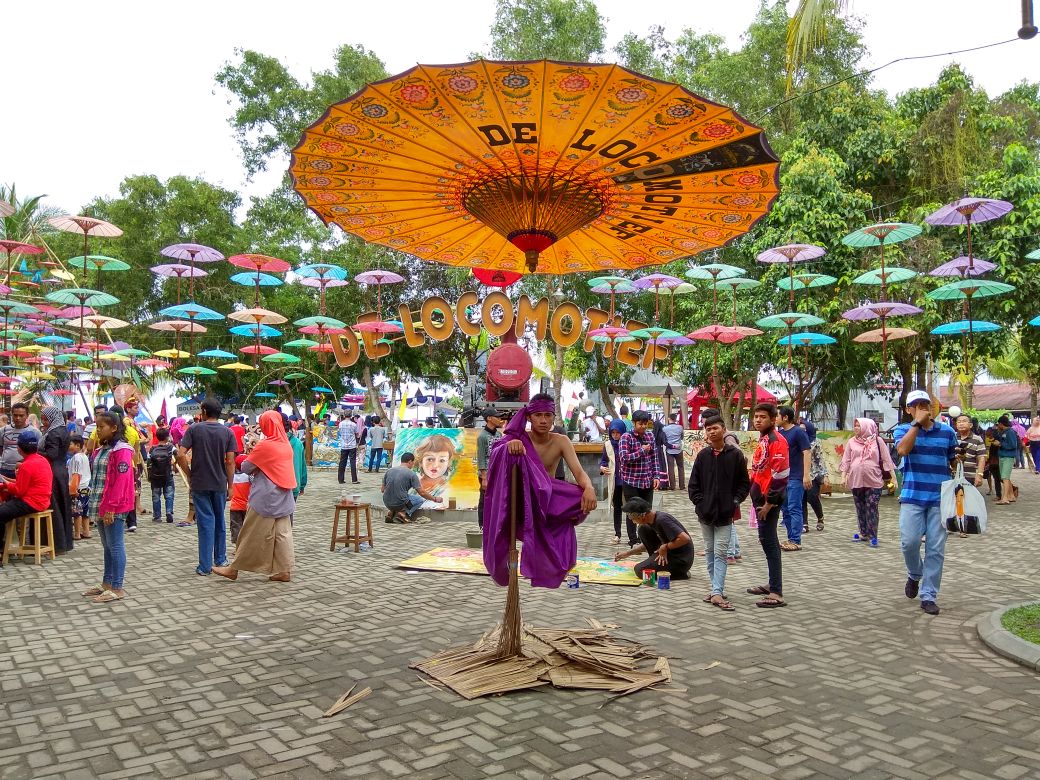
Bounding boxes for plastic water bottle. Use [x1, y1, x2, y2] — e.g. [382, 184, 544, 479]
[339, 487, 347, 502]
[359, 542, 371, 551]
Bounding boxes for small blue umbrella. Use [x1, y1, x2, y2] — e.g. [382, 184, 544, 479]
[312, 386, 334, 393]
[776, 332, 837, 347]
[35, 334, 74, 345]
[229, 323, 281, 338]
[197, 348, 237, 359]
[931, 320, 1002, 336]
[158, 301, 224, 321]
[230, 271, 283, 287]
[295, 263, 348, 281]
[254, 391, 277, 399]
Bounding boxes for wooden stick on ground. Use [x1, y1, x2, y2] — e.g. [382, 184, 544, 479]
[322, 684, 372, 718]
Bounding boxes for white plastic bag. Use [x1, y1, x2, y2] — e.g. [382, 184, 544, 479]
[940, 464, 988, 534]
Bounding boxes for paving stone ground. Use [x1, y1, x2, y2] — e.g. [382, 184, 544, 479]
[3, 462, 1040, 780]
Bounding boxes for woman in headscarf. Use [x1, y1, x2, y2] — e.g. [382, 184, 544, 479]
[39, 405, 73, 552]
[598, 418, 627, 545]
[169, 416, 187, 447]
[212, 410, 296, 583]
[799, 419, 828, 532]
[839, 417, 896, 547]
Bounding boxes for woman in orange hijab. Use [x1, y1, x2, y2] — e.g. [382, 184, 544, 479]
[214, 410, 297, 583]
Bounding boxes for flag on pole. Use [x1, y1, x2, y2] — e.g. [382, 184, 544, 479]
[398, 392, 408, 420]
[159, 399, 168, 421]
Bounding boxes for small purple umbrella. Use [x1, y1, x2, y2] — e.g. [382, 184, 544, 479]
[268, 379, 290, 386]
[844, 300, 923, 368]
[151, 263, 209, 304]
[929, 256, 997, 277]
[355, 269, 404, 319]
[925, 197, 1013, 270]
[160, 243, 224, 298]
[632, 273, 683, 321]
[756, 244, 826, 308]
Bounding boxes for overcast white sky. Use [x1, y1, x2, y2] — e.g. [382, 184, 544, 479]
[3, 0, 1038, 216]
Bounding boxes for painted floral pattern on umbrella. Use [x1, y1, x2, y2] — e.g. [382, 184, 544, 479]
[291, 60, 780, 275]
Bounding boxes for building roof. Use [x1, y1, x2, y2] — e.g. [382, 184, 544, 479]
[939, 382, 1034, 411]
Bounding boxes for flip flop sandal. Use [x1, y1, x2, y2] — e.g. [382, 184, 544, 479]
[82, 586, 105, 597]
[756, 597, 786, 608]
[711, 597, 735, 611]
[703, 593, 729, 603]
[92, 591, 124, 603]
[746, 585, 770, 595]
[816, 521, 825, 532]
[780, 541, 801, 551]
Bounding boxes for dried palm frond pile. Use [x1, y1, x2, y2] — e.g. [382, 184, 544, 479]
[411, 619, 683, 701]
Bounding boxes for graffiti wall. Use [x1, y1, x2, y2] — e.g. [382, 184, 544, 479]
[391, 428, 481, 509]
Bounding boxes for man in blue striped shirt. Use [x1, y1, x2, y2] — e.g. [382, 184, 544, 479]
[894, 390, 958, 615]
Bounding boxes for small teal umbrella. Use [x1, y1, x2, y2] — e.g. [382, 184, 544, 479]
[229, 323, 281, 338]
[197, 348, 238, 360]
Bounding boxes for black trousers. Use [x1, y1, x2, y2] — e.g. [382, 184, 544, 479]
[338, 449, 358, 483]
[610, 484, 623, 537]
[632, 524, 692, 579]
[803, 476, 824, 522]
[755, 502, 783, 596]
[477, 485, 486, 530]
[621, 484, 653, 546]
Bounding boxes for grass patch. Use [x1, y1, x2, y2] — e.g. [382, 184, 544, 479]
[1001, 604, 1040, 645]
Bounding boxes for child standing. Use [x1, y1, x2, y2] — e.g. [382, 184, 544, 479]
[68, 435, 92, 540]
[147, 428, 177, 523]
[82, 411, 136, 604]
[229, 454, 251, 545]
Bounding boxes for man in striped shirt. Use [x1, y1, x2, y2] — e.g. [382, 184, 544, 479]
[894, 390, 958, 616]
[954, 415, 986, 488]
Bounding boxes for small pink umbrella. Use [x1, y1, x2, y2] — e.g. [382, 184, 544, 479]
[299, 276, 349, 315]
[47, 216, 122, 283]
[355, 269, 404, 319]
[687, 324, 760, 387]
[353, 321, 403, 334]
[240, 344, 279, 356]
[298, 324, 347, 336]
[631, 273, 683, 321]
[0, 240, 44, 287]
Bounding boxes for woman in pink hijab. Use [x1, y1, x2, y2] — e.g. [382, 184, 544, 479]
[839, 418, 896, 547]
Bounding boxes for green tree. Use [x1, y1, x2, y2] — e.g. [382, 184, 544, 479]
[482, 0, 607, 61]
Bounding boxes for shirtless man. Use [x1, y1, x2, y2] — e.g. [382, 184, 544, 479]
[505, 393, 598, 512]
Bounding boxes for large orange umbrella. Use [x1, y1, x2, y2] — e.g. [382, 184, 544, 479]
[291, 60, 780, 275]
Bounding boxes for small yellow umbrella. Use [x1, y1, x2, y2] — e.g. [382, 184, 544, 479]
[217, 362, 257, 372]
[154, 348, 191, 359]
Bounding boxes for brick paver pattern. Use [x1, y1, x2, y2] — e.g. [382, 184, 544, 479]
[3, 465, 1040, 779]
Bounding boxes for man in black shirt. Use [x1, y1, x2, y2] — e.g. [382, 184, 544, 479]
[614, 497, 694, 579]
[689, 415, 750, 610]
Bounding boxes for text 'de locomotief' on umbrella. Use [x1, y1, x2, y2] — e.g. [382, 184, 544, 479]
[290, 60, 780, 275]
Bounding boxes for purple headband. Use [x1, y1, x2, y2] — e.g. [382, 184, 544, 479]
[504, 398, 556, 439]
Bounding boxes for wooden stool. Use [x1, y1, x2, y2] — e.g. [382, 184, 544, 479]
[2, 510, 56, 565]
[330, 501, 373, 553]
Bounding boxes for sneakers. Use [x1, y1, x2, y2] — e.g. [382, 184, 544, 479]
[904, 577, 920, 599]
[166, 515, 174, 524]
[921, 600, 940, 615]
[852, 533, 862, 542]
[127, 525, 137, 533]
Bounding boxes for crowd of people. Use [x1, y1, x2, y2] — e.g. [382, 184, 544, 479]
[0, 397, 308, 602]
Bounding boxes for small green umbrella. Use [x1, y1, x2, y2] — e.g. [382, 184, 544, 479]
[284, 372, 307, 380]
[294, 315, 347, 329]
[44, 287, 120, 307]
[1026, 248, 1040, 260]
[284, 338, 319, 349]
[67, 254, 131, 291]
[177, 365, 218, 376]
[756, 312, 827, 368]
[776, 273, 837, 292]
[843, 223, 921, 300]
[261, 352, 302, 364]
[852, 267, 917, 286]
[926, 279, 1015, 300]
[115, 348, 151, 357]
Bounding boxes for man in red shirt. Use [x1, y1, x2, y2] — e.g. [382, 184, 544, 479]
[747, 403, 789, 608]
[228, 416, 247, 454]
[0, 431, 53, 553]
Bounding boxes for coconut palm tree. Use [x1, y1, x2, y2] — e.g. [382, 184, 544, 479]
[987, 332, 1040, 416]
[785, 0, 851, 92]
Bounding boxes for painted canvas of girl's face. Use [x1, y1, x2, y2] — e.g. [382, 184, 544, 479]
[421, 450, 451, 480]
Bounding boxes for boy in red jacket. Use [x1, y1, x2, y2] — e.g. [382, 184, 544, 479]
[229, 454, 251, 545]
[747, 403, 789, 608]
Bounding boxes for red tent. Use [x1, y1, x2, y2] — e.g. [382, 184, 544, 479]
[687, 383, 777, 427]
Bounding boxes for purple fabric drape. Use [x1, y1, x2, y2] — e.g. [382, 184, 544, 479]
[481, 400, 589, 588]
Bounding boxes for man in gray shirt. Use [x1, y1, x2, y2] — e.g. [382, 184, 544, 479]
[381, 452, 443, 524]
[475, 406, 504, 529]
[366, 419, 387, 473]
[0, 403, 39, 478]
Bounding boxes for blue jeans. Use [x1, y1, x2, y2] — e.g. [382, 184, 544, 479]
[97, 513, 127, 589]
[898, 502, 947, 602]
[727, 524, 741, 558]
[192, 490, 228, 574]
[781, 481, 805, 544]
[151, 479, 175, 520]
[367, 448, 384, 470]
[699, 523, 730, 596]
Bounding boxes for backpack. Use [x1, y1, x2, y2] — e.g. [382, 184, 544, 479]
[149, 445, 173, 484]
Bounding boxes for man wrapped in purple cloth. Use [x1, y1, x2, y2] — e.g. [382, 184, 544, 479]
[482, 393, 598, 588]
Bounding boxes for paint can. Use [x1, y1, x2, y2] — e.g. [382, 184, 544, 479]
[657, 571, 671, 590]
[565, 571, 580, 588]
[642, 569, 656, 586]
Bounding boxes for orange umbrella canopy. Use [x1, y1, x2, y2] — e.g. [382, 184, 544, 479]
[291, 60, 780, 275]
